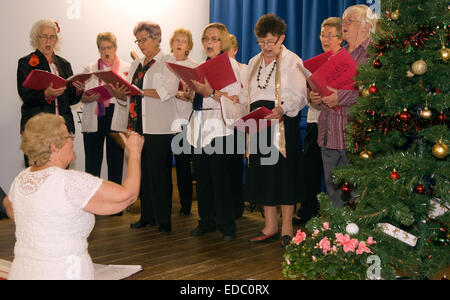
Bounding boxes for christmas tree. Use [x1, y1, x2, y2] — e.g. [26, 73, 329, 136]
[284, 0, 449, 280]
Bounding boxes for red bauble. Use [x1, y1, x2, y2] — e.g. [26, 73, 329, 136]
[390, 169, 400, 180]
[437, 112, 447, 122]
[415, 183, 426, 195]
[369, 85, 378, 94]
[400, 108, 411, 121]
[341, 182, 352, 194]
[373, 59, 382, 68]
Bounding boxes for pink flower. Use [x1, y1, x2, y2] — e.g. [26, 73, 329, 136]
[322, 222, 330, 231]
[285, 258, 291, 265]
[319, 237, 331, 255]
[293, 229, 307, 245]
[313, 229, 320, 236]
[367, 237, 377, 246]
[312, 256, 317, 262]
[356, 241, 373, 255]
[336, 233, 359, 253]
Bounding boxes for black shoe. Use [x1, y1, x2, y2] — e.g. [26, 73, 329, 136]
[190, 225, 216, 236]
[248, 231, 280, 243]
[159, 223, 172, 233]
[222, 233, 236, 241]
[130, 220, 151, 229]
[281, 235, 293, 248]
[112, 212, 123, 216]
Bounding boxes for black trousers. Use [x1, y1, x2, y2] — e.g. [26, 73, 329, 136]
[174, 152, 193, 214]
[83, 104, 124, 185]
[140, 134, 174, 225]
[297, 122, 322, 220]
[192, 135, 239, 235]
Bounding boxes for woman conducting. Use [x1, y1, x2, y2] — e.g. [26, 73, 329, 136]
[5, 113, 143, 280]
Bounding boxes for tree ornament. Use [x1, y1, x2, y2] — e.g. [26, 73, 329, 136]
[415, 183, 426, 195]
[432, 140, 449, 159]
[390, 169, 400, 180]
[412, 59, 427, 75]
[391, 10, 400, 21]
[341, 182, 352, 194]
[369, 84, 378, 94]
[346, 223, 360, 235]
[406, 70, 415, 78]
[421, 107, 432, 119]
[362, 88, 371, 98]
[373, 59, 382, 69]
[440, 47, 450, 62]
[400, 108, 411, 121]
[360, 150, 372, 160]
[437, 112, 447, 123]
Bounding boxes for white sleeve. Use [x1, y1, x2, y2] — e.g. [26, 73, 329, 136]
[64, 170, 103, 209]
[282, 58, 308, 117]
[156, 59, 180, 102]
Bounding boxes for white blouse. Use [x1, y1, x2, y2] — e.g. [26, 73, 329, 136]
[247, 45, 308, 117]
[187, 56, 248, 149]
[126, 50, 180, 135]
[81, 59, 131, 133]
[8, 167, 102, 280]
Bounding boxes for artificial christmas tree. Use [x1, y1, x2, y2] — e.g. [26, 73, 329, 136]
[284, 0, 449, 280]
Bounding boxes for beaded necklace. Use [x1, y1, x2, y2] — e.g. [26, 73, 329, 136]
[256, 59, 277, 89]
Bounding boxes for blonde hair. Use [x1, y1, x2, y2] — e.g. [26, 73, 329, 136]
[96, 32, 117, 49]
[343, 4, 378, 34]
[21, 113, 67, 167]
[170, 28, 194, 56]
[29, 18, 61, 52]
[229, 34, 239, 51]
[202, 23, 232, 52]
[321, 17, 343, 39]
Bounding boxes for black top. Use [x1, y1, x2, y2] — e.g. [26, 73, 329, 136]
[17, 49, 81, 133]
[0, 186, 6, 218]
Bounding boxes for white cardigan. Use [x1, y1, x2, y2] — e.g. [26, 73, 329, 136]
[126, 50, 179, 135]
[81, 59, 130, 133]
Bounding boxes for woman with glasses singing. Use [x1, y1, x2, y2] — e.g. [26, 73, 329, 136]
[112, 21, 179, 233]
[80, 32, 130, 216]
[310, 5, 377, 208]
[187, 23, 247, 241]
[6, 113, 144, 279]
[294, 17, 343, 225]
[17, 18, 85, 166]
[246, 14, 308, 247]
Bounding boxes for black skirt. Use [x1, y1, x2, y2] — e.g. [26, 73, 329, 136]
[245, 100, 303, 206]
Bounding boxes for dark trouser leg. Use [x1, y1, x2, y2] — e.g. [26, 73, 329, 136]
[175, 153, 193, 214]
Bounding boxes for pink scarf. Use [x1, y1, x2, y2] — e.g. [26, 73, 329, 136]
[96, 56, 121, 117]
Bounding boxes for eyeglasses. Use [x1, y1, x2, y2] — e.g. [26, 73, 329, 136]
[64, 133, 75, 140]
[39, 34, 57, 41]
[134, 36, 152, 44]
[319, 35, 340, 39]
[174, 38, 188, 44]
[256, 36, 281, 47]
[99, 45, 115, 51]
[202, 37, 221, 43]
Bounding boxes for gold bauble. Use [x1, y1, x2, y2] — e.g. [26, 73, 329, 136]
[362, 89, 370, 98]
[391, 10, 400, 21]
[440, 47, 450, 62]
[412, 59, 427, 75]
[421, 107, 432, 119]
[360, 150, 373, 160]
[432, 141, 449, 159]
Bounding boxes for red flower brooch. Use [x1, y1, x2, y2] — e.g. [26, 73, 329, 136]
[29, 54, 40, 67]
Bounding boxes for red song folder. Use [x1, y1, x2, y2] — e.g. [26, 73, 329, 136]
[234, 106, 282, 134]
[303, 51, 334, 74]
[167, 52, 237, 96]
[93, 70, 143, 96]
[22, 70, 93, 90]
[308, 49, 358, 96]
[84, 85, 114, 102]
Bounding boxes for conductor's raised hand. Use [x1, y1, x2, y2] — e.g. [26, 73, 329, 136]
[119, 131, 144, 154]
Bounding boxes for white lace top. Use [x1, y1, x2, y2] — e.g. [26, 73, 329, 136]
[8, 167, 102, 280]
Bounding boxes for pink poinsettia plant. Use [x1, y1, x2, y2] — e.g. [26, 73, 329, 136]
[283, 223, 377, 280]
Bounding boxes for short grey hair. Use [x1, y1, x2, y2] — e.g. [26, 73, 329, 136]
[29, 18, 61, 52]
[133, 21, 162, 43]
[343, 4, 378, 34]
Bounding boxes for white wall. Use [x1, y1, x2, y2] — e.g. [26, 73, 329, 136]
[0, 0, 210, 190]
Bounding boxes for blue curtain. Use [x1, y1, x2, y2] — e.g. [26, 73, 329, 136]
[210, 0, 370, 64]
